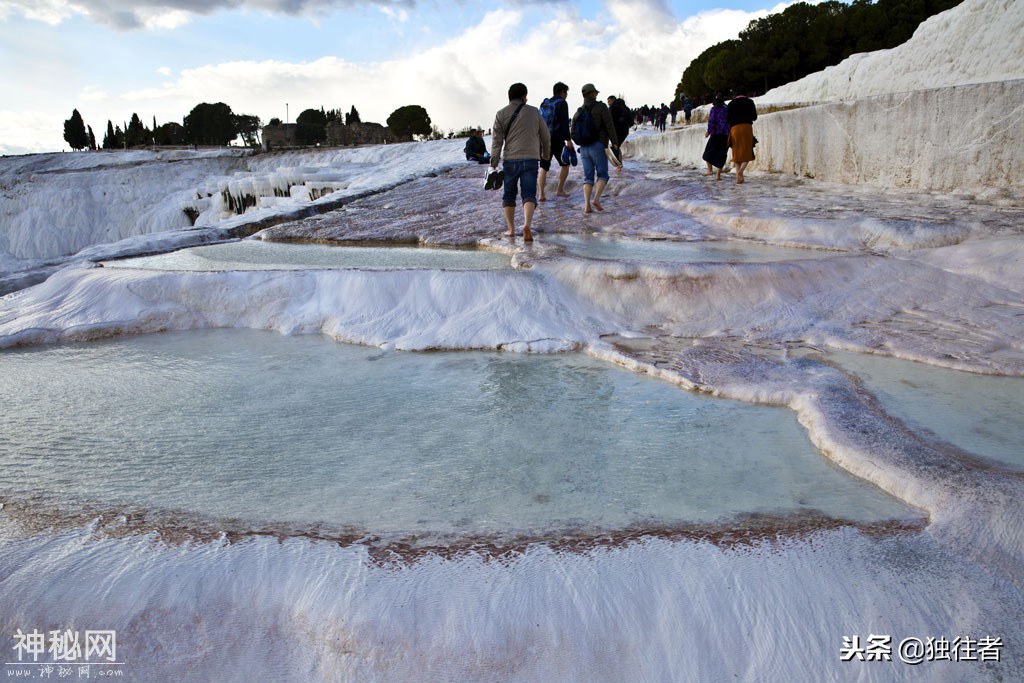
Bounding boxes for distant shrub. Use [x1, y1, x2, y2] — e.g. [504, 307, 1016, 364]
[184, 102, 236, 146]
[386, 105, 432, 141]
[296, 108, 328, 145]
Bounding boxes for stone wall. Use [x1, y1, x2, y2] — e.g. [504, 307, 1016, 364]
[325, 121, 398, 146]
[623, 80, 1024, 196]
[262, 123, 298, 150]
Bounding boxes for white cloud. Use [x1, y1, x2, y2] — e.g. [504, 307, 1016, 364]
[2, 0, 791, 152]
[0, 0, 77, 25]
[157, 66, 173, 76]
[0, 0, 416, 30]
[0, 110, 76, 155]
[135, 2, 775, 122]
[143, 9, 192, 29]
[379, 5, 408, 22]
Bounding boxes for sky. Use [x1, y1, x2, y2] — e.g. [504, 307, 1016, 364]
[0, 0, 798, 155]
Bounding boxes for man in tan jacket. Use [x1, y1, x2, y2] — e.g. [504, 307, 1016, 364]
[490, 82, 551, 241]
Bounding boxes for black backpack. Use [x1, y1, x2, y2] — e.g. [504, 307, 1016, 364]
[571, 105, 597, 146]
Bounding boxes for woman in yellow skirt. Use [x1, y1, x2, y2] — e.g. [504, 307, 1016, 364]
[726, 93, 758, 184]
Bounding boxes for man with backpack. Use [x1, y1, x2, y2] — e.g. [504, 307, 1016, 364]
[571, 83, 618, 214]
[490, 82, 551, 241]
[537, 82, 575, 202]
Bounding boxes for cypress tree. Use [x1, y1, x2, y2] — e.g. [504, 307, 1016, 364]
[126, 113, 147, 148]
[87, 125, 96, 150]
[63, 109, 89, 151]
[103, 120, 115, 149]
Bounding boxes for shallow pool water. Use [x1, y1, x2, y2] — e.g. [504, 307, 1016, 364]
[0, 331, 913, 538]
[102, 240, 511, 271]
[542, 234, 831, 263]
[828, 350, 1024, 469]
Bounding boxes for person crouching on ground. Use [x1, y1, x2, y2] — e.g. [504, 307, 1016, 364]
[464, 129, 490, 163]
[490, 82, 551, 241]
[572, 83, 618, 214]
[726, 91, 757, 184]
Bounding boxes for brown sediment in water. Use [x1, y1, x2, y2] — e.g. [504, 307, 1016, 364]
[0, 496, 926, 566]
[258, 236, 424, 247]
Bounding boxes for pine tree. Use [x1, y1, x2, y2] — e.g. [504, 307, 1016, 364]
[295, 108, 328, 145]
[63, 109, 89, 151]
[87, 125, 96, 150]
[232, 114, 262, 147]
[386, 105, 431, 141]
[346, 106, 361, 126]
[183, 102, 237, 146]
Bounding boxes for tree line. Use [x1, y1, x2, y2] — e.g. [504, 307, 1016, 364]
[675, 0, 964, 102]
[271, 104, 433, 144]
[62, 102, 263, 151]
[64, 100, 438, 151]
[277, 106, 366, 145]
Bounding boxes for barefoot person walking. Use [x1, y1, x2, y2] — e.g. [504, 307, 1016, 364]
[538, 82, 574, 202]
[702, 95, 730, 180]
[490, 82, 551, 241]
[726, 91, 757, 184]
[571, 83, 618, 214]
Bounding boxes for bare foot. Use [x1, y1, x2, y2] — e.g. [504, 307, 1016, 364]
[592, 199, 604, 212]
[523, 226, 533, 242]
[716, 171, 722, 181]
[702, 171, 713, 176]
[538, 196, 547, 202]
[556, 191, 571, 198]
[505, 229, 515, 237]
[583, 205, 593, 214]
[736, 176, 744, 185]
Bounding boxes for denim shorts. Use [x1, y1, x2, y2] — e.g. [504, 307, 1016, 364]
[502, 159, 539, 208]
[580, 142, 609, 185]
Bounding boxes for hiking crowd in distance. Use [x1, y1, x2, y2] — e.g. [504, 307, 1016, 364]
[467, 82, 757, 240]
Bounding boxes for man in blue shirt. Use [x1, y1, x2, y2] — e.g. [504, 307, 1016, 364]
[538, 82, 574, 202]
